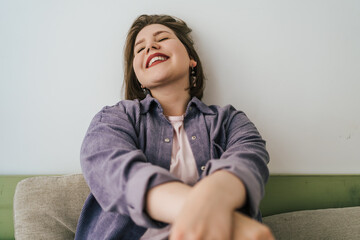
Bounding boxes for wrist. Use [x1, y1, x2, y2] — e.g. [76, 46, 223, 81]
[196, 170, 247, 210]
[145, 181, 191, 223]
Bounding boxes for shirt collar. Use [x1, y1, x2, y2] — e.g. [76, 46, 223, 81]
[139, 94, 215, 115]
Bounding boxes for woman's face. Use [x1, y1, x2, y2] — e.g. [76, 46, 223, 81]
[133, 24, 196, 92]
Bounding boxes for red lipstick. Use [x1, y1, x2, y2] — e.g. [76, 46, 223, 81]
[146, 53, 169, 68]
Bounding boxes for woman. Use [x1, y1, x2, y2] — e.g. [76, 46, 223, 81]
[75, 14, 274, 240]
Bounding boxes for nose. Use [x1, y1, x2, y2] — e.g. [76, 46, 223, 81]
[146, 42, 160, 54]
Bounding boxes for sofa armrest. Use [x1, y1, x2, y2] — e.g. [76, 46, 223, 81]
[13, 174, 90, 240]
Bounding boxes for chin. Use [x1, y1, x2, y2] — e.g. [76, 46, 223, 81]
[146, 75, 171, 85]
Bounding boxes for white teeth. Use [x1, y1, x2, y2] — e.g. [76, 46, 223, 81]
[148, 56, 167, 67]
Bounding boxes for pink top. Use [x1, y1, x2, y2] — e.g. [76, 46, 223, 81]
[167, 115, 199, 186]
[141, 115, 199, 240]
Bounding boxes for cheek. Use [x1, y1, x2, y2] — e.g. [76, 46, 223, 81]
[133, 55, 148, 85]
[174, 43, 191, 65]
[133, 56, 142, 76]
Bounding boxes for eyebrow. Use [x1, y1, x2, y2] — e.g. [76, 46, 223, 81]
[134, 30, 171, 48]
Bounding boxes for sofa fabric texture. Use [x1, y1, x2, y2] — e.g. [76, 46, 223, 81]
[13, 174, 89, 240]
[263, 206, 360, 240]
[13, 174, 360, 240]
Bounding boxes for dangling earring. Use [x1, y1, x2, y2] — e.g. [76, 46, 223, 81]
[191, 67, 197, 87]
[141, 85, 150, 95]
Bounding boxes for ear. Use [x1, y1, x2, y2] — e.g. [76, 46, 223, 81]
[189, 59, 197, 68]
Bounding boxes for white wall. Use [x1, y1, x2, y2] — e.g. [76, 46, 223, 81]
[1, 0, 359, 174]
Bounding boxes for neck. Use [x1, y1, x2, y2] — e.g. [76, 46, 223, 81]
[151, 89, 191, 116]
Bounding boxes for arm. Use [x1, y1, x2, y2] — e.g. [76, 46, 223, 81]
[169, 170, 248, 239]
[147, 106, 271, 239]
[146, 170, 274, 240]
[203, 107, 270, 218]
[145, 181, 191, 223]
[80, 103, 180, 228]
[145, 170, 246, 224]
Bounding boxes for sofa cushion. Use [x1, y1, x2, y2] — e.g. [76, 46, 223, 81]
[263, 206, 360, 240]
[13, 174, 360, 240]
[13, 174, 90, 240]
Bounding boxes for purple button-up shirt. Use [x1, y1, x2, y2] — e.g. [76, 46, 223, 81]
[75, 95, 269, 239]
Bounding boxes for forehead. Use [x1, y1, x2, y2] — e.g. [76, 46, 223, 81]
[135, 24, 175, 42]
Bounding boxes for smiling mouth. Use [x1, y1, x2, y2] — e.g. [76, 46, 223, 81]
[146, 53, 169, 68]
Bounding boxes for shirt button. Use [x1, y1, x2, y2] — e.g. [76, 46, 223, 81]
[191, 136, 196, 140]
[164, 138, 170, 143]
[201, 166, 206, 171]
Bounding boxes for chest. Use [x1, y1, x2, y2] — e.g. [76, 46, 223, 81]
[135, 111, 227, 175]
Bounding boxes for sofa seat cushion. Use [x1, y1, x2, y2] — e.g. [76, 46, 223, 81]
[263, 206, 360, 240]
[13, 174, 90, 240]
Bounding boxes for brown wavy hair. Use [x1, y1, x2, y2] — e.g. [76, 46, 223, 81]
[123, 14, 205, 100]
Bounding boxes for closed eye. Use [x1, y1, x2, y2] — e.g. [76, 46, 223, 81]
[137, 47, 144, 53]
[158, 37, 169, 42]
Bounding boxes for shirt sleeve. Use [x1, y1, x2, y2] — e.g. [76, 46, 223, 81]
[201, 106, 270, 219]
[80, 104, 180, 228]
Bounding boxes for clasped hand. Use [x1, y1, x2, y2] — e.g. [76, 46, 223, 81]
[169, 171, 274, 240]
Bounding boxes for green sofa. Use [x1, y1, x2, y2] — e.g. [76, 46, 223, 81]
[1, 175, 360, 239]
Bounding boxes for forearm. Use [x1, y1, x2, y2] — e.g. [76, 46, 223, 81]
[145, 170, 246, 224]
[145, 181, 191, 223]
[198, 170, 247, 210]
[168, 171, 249, 240]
